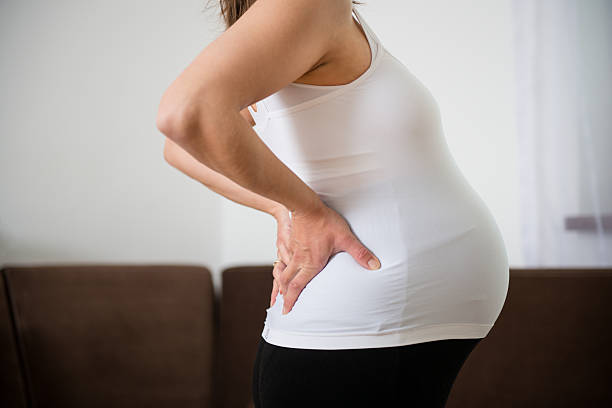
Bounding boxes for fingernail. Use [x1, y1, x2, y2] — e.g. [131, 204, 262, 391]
[368, 258, 380, 270]
[282, 306, 288, 315]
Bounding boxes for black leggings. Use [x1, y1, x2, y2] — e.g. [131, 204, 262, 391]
[252, 336, 481, 408]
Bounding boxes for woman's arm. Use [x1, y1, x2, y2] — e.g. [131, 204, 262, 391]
[156, 0, 380, 315]
[162, 107, 287, 220]
[155, 0, 346, 217]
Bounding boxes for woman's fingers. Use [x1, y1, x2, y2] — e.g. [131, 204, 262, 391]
[272, 260, 285, 293]
[343, 234, 381, 270]
[270, 277, 279, 307]
[280, 264, 314, 315]
[277, 257, 297, 297]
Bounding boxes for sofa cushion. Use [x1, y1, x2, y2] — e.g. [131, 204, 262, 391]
[214, 266, 271, 408]
[3, 265, 215, 408]
[0, 272, 28, 408]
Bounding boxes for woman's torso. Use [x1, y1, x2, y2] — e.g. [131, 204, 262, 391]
[247, 6, 509, 350]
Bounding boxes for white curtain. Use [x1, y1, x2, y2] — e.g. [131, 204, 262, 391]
[512, 0, 611, 266]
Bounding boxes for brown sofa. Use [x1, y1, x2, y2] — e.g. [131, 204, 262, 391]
[1, 265, 611, 407]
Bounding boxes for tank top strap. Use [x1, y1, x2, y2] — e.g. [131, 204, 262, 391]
[351, 6, 383, 49]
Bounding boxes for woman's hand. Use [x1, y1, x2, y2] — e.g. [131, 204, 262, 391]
[275, 202, 381, 315]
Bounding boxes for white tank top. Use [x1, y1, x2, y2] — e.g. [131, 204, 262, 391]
[248, 6, 509, 350]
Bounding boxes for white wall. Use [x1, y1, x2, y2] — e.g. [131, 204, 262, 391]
[0, 0, 522, 294]
[367, 0, 521, 266]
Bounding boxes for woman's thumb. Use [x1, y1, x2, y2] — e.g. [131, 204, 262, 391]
[344, 235, 381, 270]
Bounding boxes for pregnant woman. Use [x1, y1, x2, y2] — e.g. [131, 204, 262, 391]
[157, 0, 509, 406]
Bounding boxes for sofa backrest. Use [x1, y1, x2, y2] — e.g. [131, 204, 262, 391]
[1, 265, 216, 408]
[2, 266, 611, 408]
[0, 271, 27, 407]
[213, 266, 271, 408]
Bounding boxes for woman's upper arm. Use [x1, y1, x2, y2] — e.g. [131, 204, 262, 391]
[158, 0, 346, 131]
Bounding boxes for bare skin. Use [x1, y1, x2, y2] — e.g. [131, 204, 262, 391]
[157, 0, 381, 315]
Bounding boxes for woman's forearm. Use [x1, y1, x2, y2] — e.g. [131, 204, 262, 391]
[159, 99, 324, 217]
[163, 137, 288, 219]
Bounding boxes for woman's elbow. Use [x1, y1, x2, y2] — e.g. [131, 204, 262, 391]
[156, 91, 204, 142]
[156, 106, 193, 142]
[156, 108, 177, 138]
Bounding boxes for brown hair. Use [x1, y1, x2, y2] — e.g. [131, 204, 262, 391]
[208, 0, 365, 30]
